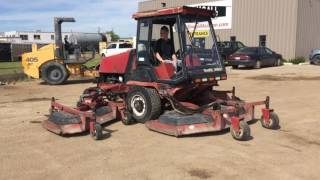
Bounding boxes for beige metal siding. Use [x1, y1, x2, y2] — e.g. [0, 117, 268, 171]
[295, 0, 320, 60]
[139, 0, 214, 11]
[139, 0, 299, 59]
[216, 0, 298, 59]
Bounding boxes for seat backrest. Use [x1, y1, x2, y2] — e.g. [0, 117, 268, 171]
[154, 62, 175, 80]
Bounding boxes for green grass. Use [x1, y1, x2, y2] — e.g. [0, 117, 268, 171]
[0, 61, 23, 75]
[83, 56, 102, 69]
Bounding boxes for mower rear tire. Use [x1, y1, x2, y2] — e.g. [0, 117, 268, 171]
[91, 123, 103, 140]
[41, 61, 69, 85]
[260, 112, 279, 130]
[230, 121, 251, 141]
[127, 87, 161, 123]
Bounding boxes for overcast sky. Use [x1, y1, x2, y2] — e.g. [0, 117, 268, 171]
[0, 0, 141, 37]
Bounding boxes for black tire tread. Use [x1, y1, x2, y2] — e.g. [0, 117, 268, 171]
[145, 88, 162, 120]
[92, 123, 103, 140]
[231, 121, 251, 141]
[260, 112, 279, 129]
[122, 111, 135, 125]
[40, 61, 68, 85]
[127, 86, 162, 123]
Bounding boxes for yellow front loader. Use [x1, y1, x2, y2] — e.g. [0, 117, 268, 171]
[22, 17, 101, 85]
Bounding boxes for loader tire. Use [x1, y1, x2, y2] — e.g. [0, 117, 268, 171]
[41, 61, 69, 85]
[127, 86, 161, 123]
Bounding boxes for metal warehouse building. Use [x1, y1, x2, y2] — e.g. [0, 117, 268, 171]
[138, 0, 320, 60]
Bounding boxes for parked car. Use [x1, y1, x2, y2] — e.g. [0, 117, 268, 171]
[217, 41, 246, 62]
[100, 42, 133, 57]
[227, 47, 282, 69]
[309, 48, 320, 65]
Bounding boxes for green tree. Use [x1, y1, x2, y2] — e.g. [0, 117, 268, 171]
[106, 30, 120, 41]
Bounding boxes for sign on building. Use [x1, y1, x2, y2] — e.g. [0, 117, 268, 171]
[188, 0, 233, 30]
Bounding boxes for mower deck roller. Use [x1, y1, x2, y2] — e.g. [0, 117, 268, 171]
[42, 6, 280, 141]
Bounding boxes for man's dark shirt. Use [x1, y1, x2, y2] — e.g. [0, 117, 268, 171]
[155, 39, 174, 60]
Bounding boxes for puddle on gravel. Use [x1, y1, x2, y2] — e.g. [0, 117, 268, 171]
[246, 75, 320, 81]
[20, 97, 51, 102]
[0, 97, 51, 104]
[188, 168, 212, 179]
[29, 120, 42, 124]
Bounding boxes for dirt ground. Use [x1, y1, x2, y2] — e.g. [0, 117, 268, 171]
[0, 65, 320, 180]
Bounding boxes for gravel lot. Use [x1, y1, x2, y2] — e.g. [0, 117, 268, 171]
[0, 65, 319, 180]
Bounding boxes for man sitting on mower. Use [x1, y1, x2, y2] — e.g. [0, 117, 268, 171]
[155, 26, 178, 70]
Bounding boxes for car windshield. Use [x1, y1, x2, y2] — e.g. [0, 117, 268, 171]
[119, 43, 132, 48]
[217, 42, 231, 48]
[236, 47, 258, 54]
[182, 17, 223, 71]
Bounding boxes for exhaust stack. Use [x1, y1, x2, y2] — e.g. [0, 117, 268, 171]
[54, 17, 75, 59]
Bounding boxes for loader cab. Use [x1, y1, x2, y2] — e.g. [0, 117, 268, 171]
[54, 17, 95, 63]
[132, 6, 227, 85]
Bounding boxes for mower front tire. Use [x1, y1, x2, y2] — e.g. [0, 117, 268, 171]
[230, 121, 251, 141]
[127, 87, 161, 123]
[260, 112, 280, 130]
[41, 61, 69, 85]
[122, 111, 135, 125]
[91, 123, 103, 140]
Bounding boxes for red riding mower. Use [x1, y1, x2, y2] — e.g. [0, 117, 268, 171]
[43, 6, 280, 140]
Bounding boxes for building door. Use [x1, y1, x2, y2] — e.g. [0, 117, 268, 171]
[0, 43, 12, 62]
[230, 36, 236, 42]
[259, 35, 267, 47]
[194, 38, 205, 49]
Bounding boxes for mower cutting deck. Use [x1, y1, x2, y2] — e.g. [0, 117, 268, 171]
[43, 85, 279, 141]
[42, 6, 280, 141]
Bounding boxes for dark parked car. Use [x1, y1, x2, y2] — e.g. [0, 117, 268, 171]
[227, 47, 282, 69]
[309, 48, 320, 65]
[217, 41, 246, 62]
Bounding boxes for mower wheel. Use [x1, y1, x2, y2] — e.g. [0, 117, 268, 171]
[122, 111, 135, 125]
[41, 61, 69, 85]
[91, 123, 103, 140]
[127, 87, 161, 123]
[230, 121, 251, 141]
[260, 112, 280, 130]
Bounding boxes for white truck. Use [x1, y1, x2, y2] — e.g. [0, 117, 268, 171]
[100, 42, 133, 57]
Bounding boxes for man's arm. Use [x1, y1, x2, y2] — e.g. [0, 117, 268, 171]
[155, 39, 165, 63]
[172, 54, 178, 64]
[156, 52, 165, 63]
[170, 40, 178, 64]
